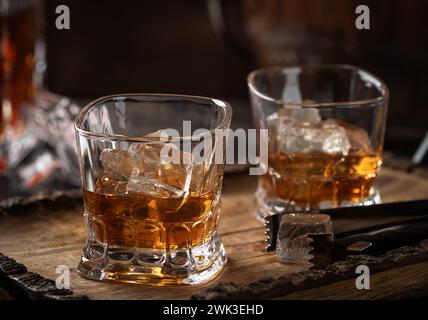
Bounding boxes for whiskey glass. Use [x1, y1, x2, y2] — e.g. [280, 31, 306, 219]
[74, 94, 232, 285]
[248, 65, 388, 217]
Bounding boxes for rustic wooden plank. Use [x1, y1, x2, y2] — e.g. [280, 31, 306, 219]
[1, 167, 428, 299]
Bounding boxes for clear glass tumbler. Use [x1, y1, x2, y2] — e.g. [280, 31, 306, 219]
[248, 65, 389, 217]
[74, 94, 232, 285]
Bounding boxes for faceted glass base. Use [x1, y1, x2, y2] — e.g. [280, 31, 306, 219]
[255, 186, 382, 221]
[77, 232, 226, 286]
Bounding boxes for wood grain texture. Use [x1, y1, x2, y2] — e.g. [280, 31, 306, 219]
[1, 167, 428, 300]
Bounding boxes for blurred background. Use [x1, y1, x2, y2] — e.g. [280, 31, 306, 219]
[1, 0, 428, 198]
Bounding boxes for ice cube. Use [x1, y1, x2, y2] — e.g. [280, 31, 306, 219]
[128, 129, 183, 171]
[267, 108, 321, 136]
[99, 149, 133, 178]
[128, 143, 162, 170]
[126, 131, 193, 197]
[270, 111, 351, 155]
[126, 174, 184, 198]
[95, 170, 128, 194]
[277, 234, 314, 263]
[276, 213, 332, 264]
[126, 157, 191, 198]
[97, 129, 193, 197]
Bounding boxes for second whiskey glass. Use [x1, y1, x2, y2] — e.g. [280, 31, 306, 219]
[248, 65, 388, 217]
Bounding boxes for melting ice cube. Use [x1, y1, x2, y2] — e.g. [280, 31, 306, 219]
[95, 170, 128, 194]
[126, 130, 192, 197]
[97, 129, 222, 198]
[99, 149, 133, 178]
[279, 119, 351, 155]
[268, 108, 351, 155]
[126, 175, 185, 198]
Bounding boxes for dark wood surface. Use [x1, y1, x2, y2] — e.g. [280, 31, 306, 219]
[1, 167, 428, 299]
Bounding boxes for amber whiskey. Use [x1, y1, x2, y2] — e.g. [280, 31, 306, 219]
[261, 150, 382, 209]
[83, 179, 220, 251]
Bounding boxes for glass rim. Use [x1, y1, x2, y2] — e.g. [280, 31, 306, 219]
[247, 64, 389, 108]
[74, 93, 233, 142]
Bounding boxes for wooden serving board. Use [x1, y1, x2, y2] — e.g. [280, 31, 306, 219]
[1, 167, 428, 300]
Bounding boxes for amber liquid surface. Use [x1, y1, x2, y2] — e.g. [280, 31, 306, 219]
[83, 189, 219, 250]
[261, 150, 382, 208]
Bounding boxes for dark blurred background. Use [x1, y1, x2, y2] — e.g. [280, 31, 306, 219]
[43, 0, 428, 159]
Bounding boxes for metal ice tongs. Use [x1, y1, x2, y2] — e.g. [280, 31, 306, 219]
[264, 199, 428, 267]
